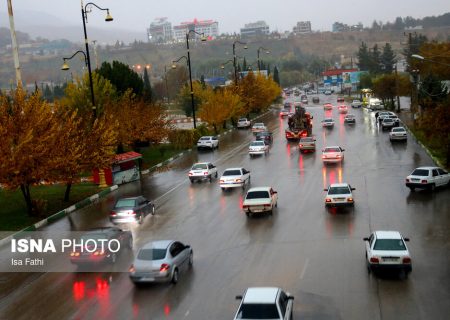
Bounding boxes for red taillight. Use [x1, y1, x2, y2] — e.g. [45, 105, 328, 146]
[299, 144, 303, 147]
[188, 172, 193, 176]
[110, 211, 117, 217]
[129, 264, 135, 272]
[70, 252, 80, 257]
[160, 263, 170, 272]
[325, 198, 331, 203]
[322, 155, 326, 159]
[348, 198, 353, 202]
[421, 180, 427, 184]
[204, 172, 208, 175]
[129, 211, 135, 215]
[93, 251, 105, 256]
[370, 257, 379, 264]
[402, 257, 411, 264]
[336, 155, 341, 158]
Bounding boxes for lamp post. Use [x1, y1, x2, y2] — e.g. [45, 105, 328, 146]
[61, 50, 92, 104]
[81, 1, 113, 118]
[394, 63, 401, 113]
[164, 65, 170, 104]
[233, 40, 247, 85]
[257, 47, 270, 72]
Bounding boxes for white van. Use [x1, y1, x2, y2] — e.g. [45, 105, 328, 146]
[369, 98, 383, 110]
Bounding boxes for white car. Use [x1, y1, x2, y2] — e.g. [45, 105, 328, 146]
[321, 118, 335, 128]
[351, 99, 362, 108]
[322, 146, 345, 163]
[389, 127, 407, 141]
[188, 162, 218, 183]
[233, 287, 294, 320]
[377, 111, 395, 123]
[381, 117, 396, 130]
[405, 166, 450, 191]
[364, 231, 412, 277]
[196, 136, 219, 150]
[219, 168, 251, 190]
[237, 118, 251, 129]
[249, 140, 269, 157]
[242, 187, 278, 216]
[324, 183, 355, 207]
[251, 123, 267, 134]
[344, 114, 356, 124]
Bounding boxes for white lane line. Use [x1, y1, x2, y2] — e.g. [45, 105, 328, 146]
[184, 310, 190, 317]
[300, 258, 309, 279]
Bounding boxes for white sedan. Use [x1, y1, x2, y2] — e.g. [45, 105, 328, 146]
[324, 183, 355, 207]
[219, 168, 251, 190]
[364, 230, 412, 278]
[321, 118, 335, 128]
[338, 105, 348, 114]
[237, 118, 251, 129]
[389, 127, 407, 141]
[242, 187, 278, 217]
[405, 166, 450, 191]
[188, 162, 218, 183]
[249, 140, 269, 157]
[251, 123, 267, 134]
[322, 146, 345, 163]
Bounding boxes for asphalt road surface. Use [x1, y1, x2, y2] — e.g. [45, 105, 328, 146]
[0, 94, 449, 320]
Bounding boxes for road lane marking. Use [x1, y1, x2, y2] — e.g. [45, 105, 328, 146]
[184, 310, 190, 317]
[300, 258, 309, 279]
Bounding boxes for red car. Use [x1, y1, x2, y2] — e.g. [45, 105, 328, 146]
[338, 105, 348, 114]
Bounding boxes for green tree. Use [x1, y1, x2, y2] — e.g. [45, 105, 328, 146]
[359, 72, 373, 89]
[381, 43, 396, 73]
[143, 67, 153, 102]
[273, 66, 280, 86]
[98, 61, 144, 96]
[369, 44, 382, 74]
[243, 57, 247, 72]
[43, 84, 53, 102]
[357, 42, 371, 71]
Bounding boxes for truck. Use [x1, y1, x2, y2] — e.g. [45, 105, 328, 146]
[368, 98, 383, 110]
[285, 104, 313, 140]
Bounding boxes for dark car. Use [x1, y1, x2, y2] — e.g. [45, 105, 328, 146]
[110, 196, 155, 224]
[255, 131, 273, 144]
[70, 227, 133, 265]
[312, 96, 320, 103]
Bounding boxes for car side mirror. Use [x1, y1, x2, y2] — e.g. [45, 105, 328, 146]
[324, 189, 328, 191]
[404, 238, 410, 242]
[288, 296, 294, 300]
[273, 191, 278, 194]
[185, 245, 191, 248]
[351, 188, 355, 190]
[342, 149, 345, 151]
[236, 295, 243, 300]
[363, 237, 369, 241]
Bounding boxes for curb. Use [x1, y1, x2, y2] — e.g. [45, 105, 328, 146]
[0, 185, 119, 247]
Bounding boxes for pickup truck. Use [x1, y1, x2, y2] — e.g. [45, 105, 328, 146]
[242, 187, 278, 217]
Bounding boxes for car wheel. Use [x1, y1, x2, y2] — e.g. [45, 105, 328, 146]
[430, 184, 436, 191]
[268, 209, 273, 216]
[190, 179, 194, 184]
[221, 187, 226, 191]
[245, 212, 250, 217]
[188, 252, 193, 267]
[408, 187, 415, 192]
[171, 268, 179, 284]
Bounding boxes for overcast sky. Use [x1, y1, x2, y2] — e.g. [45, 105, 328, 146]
[1, 0, 449, 33]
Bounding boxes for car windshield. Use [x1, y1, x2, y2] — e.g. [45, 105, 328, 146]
[137, 248, 167, 260]
[411, 169, 429, 176]
[250, 141, 265, 146]
[115, 199, 136, 207]
[246, 191, 270, 199]
[323, 119, 333, 122]
[392, 128, 405, 132]
[254, 123, 264, 127]
[223, 170, 241, 176]
[373, 239, 406, 251]
[383, 119, 394, 122]
[328, 187, 351, 195]
[192, 163, 208, 170]
[239, 118, 247, 122]
[236, 303, 280, 319]
[324, 148, 341, 152]
[200, 137, 210, 141]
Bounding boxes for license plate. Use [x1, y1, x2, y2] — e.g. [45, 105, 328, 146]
[411, 178, 420, 182]
[382, 258, 398, 262]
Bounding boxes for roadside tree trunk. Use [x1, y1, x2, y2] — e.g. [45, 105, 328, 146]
[64, 182, 72, 202]
[20, 183, 34, 216]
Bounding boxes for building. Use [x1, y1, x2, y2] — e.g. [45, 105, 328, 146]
[240, 21, 270, 38]
[332, 22, 350, 32]
[173, 19, 219, 42]
[293, 21, 311, 34]
[147, 18, 173, 43]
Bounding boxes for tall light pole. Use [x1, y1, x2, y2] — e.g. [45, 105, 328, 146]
[164, 65, 170, 104]
[394, 63, 401, 113]
[7, 0, 22, 86]
[233, 40, 247, 85]
[257, 46, 270, 72]
[81, 1, 113, 118]
[61, 50, 91, 100]
[173, 30, 207, 129]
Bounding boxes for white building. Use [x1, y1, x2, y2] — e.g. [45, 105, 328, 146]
[173, 19, 219, 42]
[240, 21, 270, 38]
[293, 21, 311, 34]
[147, 18, 173, 43]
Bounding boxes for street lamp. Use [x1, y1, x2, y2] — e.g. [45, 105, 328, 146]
[233, 40, 247, 85]
[411, 54, 450, 67]
[172, 55, 199, 128]
[61, 50, 93, 105]
[164, 65, 170, 104]
[81, 1, 113, 118]
[257, 47, 270, 72]
[172, 30, 207, 129]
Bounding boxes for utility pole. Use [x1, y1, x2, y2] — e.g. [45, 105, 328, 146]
[394, 63, 401, 113]
[7, 0, 22, 86]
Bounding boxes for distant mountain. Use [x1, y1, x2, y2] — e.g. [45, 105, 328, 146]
[0, 10, 146, 44]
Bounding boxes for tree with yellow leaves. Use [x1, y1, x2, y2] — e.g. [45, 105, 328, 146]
[198, 87, 244, 133]
[0, 87, 59, 216]
[239, 72, 281, 115]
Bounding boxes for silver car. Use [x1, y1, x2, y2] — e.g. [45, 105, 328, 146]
[129, 240, 193, 285]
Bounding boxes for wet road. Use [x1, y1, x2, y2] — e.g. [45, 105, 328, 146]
[1, 94, 449, 320]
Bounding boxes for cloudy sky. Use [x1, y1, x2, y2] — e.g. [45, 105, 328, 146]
[1, 0, 449, 33]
